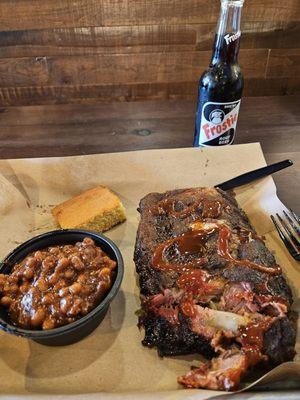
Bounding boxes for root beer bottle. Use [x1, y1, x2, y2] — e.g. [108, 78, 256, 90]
[194, 0, 244, 147]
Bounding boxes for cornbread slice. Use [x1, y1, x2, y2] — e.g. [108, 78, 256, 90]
[52, 186, 126, 232]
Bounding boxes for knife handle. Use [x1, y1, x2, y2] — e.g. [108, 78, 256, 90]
[215, 159, 293, 191]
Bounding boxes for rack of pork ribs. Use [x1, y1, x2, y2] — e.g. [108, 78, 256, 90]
[134, 187, 297, 391]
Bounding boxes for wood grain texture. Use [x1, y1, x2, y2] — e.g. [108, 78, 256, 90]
[0, 96, 300, 213]
[0, 0, 299, 104]
[1, 0, 299, 31]
[0, 21, 299, 58]
[0, 25, 197, 58]
[0, 96, 299, 211]
[0, 77, 299, 106]
[0, 96, 298, 155]
[266, 48, 300, 78]
[0, 49, 268, 89]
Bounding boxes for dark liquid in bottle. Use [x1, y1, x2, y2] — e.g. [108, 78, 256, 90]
[204, 33, 243, 100]
[194, 32, 244, 147]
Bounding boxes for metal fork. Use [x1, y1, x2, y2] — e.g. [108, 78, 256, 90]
[271, 208, 300, 261]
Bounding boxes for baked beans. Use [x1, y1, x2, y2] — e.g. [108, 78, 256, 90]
[0, 237, 116, 330]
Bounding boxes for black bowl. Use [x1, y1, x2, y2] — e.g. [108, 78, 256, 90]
[0, 229, 124, 346]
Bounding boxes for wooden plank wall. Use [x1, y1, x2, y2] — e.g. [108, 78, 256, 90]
[0, 0, 299, 106]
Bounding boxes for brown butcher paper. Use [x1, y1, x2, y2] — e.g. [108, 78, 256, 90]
[0, 143, 299, 399]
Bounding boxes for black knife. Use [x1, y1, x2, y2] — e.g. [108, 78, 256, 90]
[215, 159, 293, 191]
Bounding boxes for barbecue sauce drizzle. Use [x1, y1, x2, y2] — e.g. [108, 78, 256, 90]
[152, 225, 281, 275]
[151, 229, 216, 272]
[218, 226, 281, 275]
[151, 194, 280, 275]
[149, 196, 283, 372]
[238, 318, 273, 366]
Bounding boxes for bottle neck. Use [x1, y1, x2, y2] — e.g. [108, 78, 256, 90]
[211, 0, 244, 65]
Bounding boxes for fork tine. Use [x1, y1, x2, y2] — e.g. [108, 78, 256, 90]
[271, 215, 298, 258]
[283, 210, 300, 236]
[288, 208, 300, 226]
[276, 213, 300, 250]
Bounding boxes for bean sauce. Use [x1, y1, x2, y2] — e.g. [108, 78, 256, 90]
[0, 237, 116, 330]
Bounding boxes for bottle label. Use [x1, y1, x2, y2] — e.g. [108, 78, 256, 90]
[224, 31, 241, 45]
[197, 100, 241, 146]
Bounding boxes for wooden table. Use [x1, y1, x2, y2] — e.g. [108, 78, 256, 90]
[0, 95, 299, 212]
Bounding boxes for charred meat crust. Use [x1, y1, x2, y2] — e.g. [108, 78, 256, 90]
[263, 314, 297, 364]
[141, 312, 215, 358]
[222, 266, 293, 303]
[134, 187, 296, 390]
[134, 188, 253, 297]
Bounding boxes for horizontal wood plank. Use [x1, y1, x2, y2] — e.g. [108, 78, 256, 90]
[243, 77, 300, 96]
[0, 96, 299, 156]
[1, 93, 299, 127]
[266, 48, 300, 78]
[197, 20, 300, 50]
[0, 25, 197, 58]
[0, 77, 299, 106]
[0, 49, 268, 88]
[0, 82, 196, 106]
[0, 21, 299, 58]
[197, 21, 300, 51]
[240, 21, 300, 51]
[0, 0, 299, 31]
